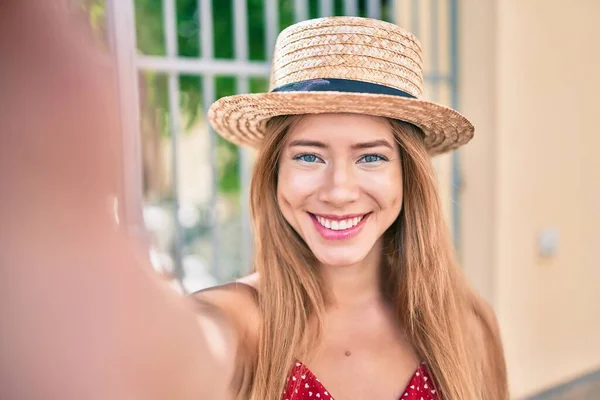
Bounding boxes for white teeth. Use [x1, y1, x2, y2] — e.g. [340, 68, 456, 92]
[315, 215, 365, 231]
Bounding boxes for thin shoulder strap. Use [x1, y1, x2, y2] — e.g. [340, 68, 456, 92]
[231, 280, 260, 300]
[191, 280, 258, 298]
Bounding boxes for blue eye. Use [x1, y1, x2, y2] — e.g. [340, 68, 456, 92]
[359, 154, 387, 163]
[294, 154, 322, 163]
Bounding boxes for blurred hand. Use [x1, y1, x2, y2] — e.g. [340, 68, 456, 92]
[0, 2, 234, 399]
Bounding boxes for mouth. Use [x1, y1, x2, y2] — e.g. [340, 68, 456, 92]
[309, 212, 371, 240]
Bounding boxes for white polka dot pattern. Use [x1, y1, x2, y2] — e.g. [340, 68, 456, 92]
[282, 361, 440, 400]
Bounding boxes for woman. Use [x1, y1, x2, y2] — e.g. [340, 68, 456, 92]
[1, 5, 506, 399]
[197, 17, 508, 400]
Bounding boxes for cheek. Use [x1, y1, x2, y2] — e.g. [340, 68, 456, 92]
[277, 163, 321, 206]
[360, 167, 403, 211]
[278, 163, 322, 231]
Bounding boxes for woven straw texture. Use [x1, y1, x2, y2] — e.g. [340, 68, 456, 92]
[208, 16, 474, 155]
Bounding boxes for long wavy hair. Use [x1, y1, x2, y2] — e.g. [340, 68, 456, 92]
[245, 115, 508, 400]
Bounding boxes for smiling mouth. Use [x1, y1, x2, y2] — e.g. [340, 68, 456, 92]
[313, 214, 365, 230]
[309, 212, 371, 240]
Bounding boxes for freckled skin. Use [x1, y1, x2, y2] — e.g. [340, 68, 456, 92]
[277, 113, 403, 268]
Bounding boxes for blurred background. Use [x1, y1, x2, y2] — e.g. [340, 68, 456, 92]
[72, 0, 599, 398]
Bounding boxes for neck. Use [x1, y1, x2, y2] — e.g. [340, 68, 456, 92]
[319, 240, 386, 308]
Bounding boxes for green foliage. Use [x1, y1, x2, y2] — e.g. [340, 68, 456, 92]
[88, 0, 391, 195]
[134, 0, 276, 194]
[75, 0, 108, 46]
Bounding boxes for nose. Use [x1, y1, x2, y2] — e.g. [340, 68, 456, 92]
[318, 161, 360, 206]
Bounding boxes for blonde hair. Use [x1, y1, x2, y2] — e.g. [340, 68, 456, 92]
[246, 115, 508, 400]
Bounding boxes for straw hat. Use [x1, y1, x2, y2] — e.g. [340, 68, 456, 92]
[208, 16, 474, 155]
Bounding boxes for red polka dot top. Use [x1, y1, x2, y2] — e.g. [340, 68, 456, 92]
[282, 361, 440, 400]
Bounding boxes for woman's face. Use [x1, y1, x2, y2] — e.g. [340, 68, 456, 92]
[277, 113, 403, 267]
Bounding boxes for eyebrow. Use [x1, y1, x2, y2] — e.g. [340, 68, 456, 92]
[351, 139, 394, 150]
[288, 139, 393, 150]
[288, 139, 327, 148]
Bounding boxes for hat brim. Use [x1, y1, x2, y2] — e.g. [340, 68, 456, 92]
[208, 91, 474, 155]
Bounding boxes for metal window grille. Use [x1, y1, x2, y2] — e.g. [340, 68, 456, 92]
[105, 0, 460, 290]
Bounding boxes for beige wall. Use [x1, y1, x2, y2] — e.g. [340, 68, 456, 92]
[460, 0, 600, 397]
[396, 0, 457, 228]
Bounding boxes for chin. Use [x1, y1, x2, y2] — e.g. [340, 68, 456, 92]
[312, 248, 367, 268]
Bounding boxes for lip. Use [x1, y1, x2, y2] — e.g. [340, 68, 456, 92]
[309, 212, 370, 241]
[311, 213, 366, 221]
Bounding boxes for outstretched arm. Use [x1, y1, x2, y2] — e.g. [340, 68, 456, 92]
[0, 2, 237, 399]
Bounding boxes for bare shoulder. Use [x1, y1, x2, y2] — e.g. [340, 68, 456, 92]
[189, 273, 261, 398]
[192, 274, 260, 350]
[191, 273, 260, 335]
